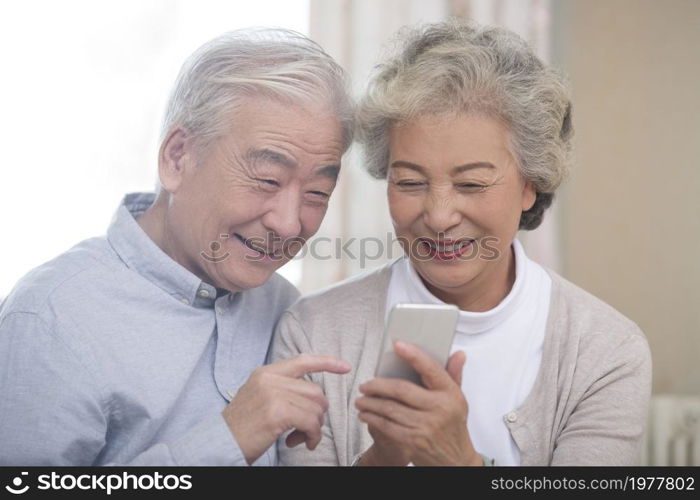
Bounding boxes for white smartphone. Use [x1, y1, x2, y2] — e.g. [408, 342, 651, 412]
[374, 303, 459, 386]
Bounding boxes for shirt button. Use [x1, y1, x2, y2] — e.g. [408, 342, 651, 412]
[180, 298, 190, 305]
[198, 289, 210, 298]
[506, 412, 518, 423]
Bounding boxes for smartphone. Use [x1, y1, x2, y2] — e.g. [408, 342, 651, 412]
[374, 303, 459, 386]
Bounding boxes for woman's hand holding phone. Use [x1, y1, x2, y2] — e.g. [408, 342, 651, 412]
[355, 341, 483, 466]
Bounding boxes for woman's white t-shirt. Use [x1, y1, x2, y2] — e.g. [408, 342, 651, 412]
[385, 239, 552, 465]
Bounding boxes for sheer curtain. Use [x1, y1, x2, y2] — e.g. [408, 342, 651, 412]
[301, 0, 560, 293]
[459, 0, 562, 274]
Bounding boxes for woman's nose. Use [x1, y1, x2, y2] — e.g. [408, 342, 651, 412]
[423, 192, 461, 234]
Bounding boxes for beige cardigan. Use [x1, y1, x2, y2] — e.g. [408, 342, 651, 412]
[270, 263, 652, 466]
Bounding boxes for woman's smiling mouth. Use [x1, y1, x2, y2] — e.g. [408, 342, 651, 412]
[418, 238, 475, 261]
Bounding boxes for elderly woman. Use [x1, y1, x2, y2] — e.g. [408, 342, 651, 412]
[271, 21, 651, 466]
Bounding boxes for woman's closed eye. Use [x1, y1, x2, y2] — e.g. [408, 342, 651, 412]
[394, 180, 426, 188]
[393, 179, 487, 192]
[456, 182, 487, 191]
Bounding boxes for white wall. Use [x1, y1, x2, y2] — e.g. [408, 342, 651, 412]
[552, 0, 700, 394]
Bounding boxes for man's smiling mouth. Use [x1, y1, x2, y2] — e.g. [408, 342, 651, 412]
[233, 233, 282, 258]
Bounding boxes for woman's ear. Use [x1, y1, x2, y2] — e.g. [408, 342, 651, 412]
[158, 127, 192, 194]
[521, 181, 537, 212]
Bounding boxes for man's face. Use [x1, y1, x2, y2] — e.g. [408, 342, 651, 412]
[163, 96, 344, 291]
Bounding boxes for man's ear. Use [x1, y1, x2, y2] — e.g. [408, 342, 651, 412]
[158, 127, 193, 194]
[521, 180, 537, 212]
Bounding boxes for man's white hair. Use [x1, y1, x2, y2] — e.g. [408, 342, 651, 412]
[161, 28, 354, 154]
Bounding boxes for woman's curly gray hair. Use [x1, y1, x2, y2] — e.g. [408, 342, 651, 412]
[357, 21, 573, 230]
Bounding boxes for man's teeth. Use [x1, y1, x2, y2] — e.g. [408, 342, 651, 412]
[236, 234, 271, 254]
[249, 243, 272, 254]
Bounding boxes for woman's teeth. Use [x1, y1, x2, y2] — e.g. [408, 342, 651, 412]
[424, 240, 472, 251]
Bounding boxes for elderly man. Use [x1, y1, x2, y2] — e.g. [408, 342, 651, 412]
[0, 28, 353, 466]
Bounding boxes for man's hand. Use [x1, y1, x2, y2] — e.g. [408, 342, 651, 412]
[222, 354, 351, 464]
[355, 341, 482, 466]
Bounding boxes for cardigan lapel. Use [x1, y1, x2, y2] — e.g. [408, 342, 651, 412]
[507, 269, 565, 465]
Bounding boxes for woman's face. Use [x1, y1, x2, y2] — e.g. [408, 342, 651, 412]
[387, 112, 536, 307]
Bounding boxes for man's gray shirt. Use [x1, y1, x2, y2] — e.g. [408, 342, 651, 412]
[0, 192, 300, 465]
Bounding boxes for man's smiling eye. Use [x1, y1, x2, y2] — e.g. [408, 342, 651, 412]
[309, 190, 330, 198]
[256, 178, 280, 187]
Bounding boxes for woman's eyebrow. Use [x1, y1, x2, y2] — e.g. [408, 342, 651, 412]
[389, 160, 496, 174]
[452, 162, 496, 174]
[389, 161, 426, 173]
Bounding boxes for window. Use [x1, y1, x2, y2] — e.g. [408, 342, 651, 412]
[0, 0, 309, 295]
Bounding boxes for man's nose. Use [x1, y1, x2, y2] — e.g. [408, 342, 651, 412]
[262, 188, 303, 240]
[423, 192, 461, 234]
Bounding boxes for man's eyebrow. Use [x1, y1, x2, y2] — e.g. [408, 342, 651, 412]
[315, 164, 340, 180]
[247, 148, 339, 180]
[246, 148, 297, 169]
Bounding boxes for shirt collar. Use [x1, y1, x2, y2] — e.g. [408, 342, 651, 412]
[106, 192, 220, 308]
[396, 238, 529, 334]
